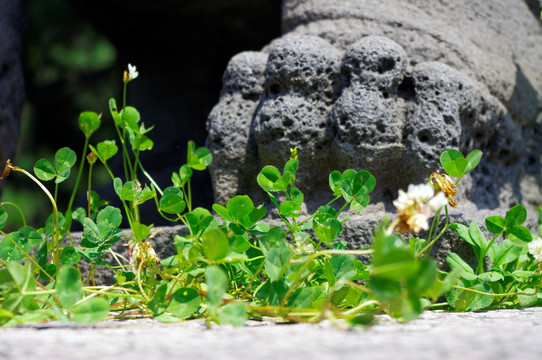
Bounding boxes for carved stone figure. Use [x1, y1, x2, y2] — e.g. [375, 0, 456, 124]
[207, 0, 542, 260]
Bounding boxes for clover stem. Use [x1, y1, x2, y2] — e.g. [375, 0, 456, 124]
[132, 147, 141, 182]
[336, 200, 351, 217]
[0, 230, 54, 281]
[67, 136, 90, 214]
[187, 179, 193, 212]
[475, 232, 501, 274]
[0, 201, 27, 227]
[87, 161, 94, 218]
[122, 80, 128, 111]
[428, 207, 442, 244]
[117, 126, 134, 182]
[386, 217, 401, 236]
[138, 161, 163, 196]
[10, 167, 60, 266]
[416, 206, 449, 258]
[453, 284, 536, 297]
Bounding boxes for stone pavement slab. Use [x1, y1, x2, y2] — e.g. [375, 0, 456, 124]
[1, 308, 541, 360]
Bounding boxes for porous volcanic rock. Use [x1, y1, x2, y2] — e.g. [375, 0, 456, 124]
[206, 0, 542, 259]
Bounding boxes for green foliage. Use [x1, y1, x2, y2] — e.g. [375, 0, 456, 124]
[78, 111, 101, 138]
[439, 149, 482, 180]
[1, 65, 541, 330]
[71, 298, 110, 324]
[34, 147, 77, 184]
[446, 203, 540, 312]
[56, 267, 83, 310]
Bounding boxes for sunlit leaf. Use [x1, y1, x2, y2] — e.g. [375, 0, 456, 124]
[283, 158, 298, 177]
[34, 159, 56, 181]
[179, 165, 193, 186]
[202, 228, 230, 261]
[265, 245, 292, 282]
[205, 266, 228, 307]
[185, 208, 214, 236]
[95, 140, 118, 161]
[78, 111, 101, 138]
[132, 222, 151, 242]
[0, 206, 7, 229]
[406, 258, 438, 294]
[167, 288, 200, 319]
[314, 218, 342, 244]
[353, 170, 376, 195]
[465, 150, 483, 174]
[19, 226, 43, 249]
[287, 287, 326, 309]
[328, 170, 342, 195]
[109, 98, 122, 126]
[507, 225, 532, 245]
[96, 206, 122, 238]
[488, 239, 522, 267]
[0, 232, 27, 262]
[160, 187, 186, 214]
[54, 147, 77, 173]
[218, 302, 248, 327]
[72, 298, 110, 324]
[120, 106, 140, 131]
[505, 204, 527, 228]
[279, 200, 301, 218]
[446, 252, 477, 281]
[56, 267, 83, 310]
[485, 216, 505, 234]
[257, 165, 290, 192]
[440, 149, 467, 178]
[227, 195, 254, 221]
[187, 141, 212, 170]
[453, 282, 493, 311]
[325, 254, 355, 287]
[371, 248, 418, 281]
[212, 203, 233, 222]
[61, 246, 81, 266]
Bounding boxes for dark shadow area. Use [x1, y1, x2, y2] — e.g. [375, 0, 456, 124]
[5, 0, 281, 230]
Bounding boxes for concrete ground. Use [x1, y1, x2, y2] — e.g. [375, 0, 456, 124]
[1, 308, 541, 360]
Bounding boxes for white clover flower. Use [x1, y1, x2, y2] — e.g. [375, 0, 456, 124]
[408, 183, 435, 203]
[129, 239, 159, 267]
[123, 63, 139, 82]
[406, 212, 430, 233]
[428, 191, 449, 212]
[430, 171, 458, 207]
[128, 63, 139, 80]
[392, 183, 449, 234]
[393, 184, 434, 211]
[393, 189, 414, 212]
[528, 237, 542, 263]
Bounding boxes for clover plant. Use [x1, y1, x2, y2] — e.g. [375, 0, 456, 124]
[0, 65, 541, 328]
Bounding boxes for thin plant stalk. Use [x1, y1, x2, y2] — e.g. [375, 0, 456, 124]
[67, 136, 90, 214]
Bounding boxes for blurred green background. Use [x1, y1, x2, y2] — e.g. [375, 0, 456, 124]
[2, 0, 281, 231]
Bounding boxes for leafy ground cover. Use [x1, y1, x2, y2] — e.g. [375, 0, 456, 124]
[1, 65, 541, 328]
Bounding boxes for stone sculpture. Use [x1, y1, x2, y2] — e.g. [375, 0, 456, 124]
[207, 0, 542, 258]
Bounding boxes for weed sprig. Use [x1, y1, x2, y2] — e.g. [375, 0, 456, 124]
[1, 65, 541, 327]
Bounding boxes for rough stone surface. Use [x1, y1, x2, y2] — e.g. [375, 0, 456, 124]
[206, 52, 269, 205]
[0, 0, 25, 193]
[1, 308, 542, 360]
[206, 0, 542, 251]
